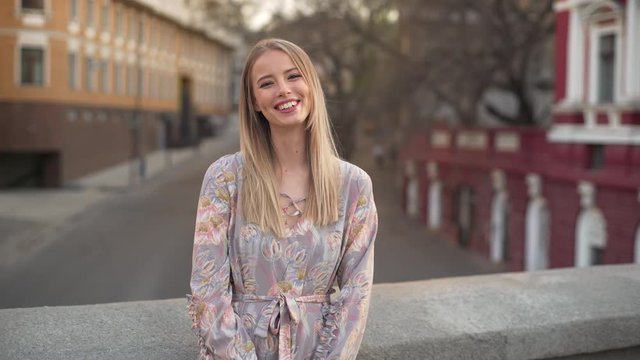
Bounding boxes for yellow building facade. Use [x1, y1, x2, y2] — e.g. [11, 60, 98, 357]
[0, 0, 234, 186]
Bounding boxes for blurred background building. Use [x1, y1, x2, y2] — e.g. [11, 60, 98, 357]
[0, 0, 235, 187]
[400, 0, 640, 271]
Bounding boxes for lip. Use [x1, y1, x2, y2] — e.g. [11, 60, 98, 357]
[274, 99, 300, 113]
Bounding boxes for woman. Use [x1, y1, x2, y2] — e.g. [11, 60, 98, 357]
[187, 38, 378, 360]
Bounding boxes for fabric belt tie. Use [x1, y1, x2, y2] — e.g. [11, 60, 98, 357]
[232, 293, 330, 360]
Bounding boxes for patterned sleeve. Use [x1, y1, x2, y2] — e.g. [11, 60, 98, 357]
[187, 155, 257, 360]
[314, 170, 378, 360]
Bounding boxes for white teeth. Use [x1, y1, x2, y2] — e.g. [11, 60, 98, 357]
[278, 101, 297, 110]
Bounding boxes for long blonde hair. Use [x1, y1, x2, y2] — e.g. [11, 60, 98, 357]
[239, 38, 340, 238]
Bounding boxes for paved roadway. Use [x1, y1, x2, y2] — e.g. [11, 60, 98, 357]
[0, 129, 504, 309]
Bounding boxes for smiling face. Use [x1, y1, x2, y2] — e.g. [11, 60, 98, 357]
[250, 50, 311, 130]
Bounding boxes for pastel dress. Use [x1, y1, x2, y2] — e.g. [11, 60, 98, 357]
[187, 153, 378, 360]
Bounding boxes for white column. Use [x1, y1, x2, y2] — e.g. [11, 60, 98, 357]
[428, 181, 441, 229]
[567, 6, 585, 104]
[625, 0, 640, 102]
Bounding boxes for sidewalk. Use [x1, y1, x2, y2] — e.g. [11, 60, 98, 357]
[0, 125, 238, 269]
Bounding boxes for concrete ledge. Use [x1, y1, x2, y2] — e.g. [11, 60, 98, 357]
[1, 264, 639, 359]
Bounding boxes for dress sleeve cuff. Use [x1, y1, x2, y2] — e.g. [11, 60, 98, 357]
[186, 294, 215, 359]
[313, 301, 344, 360]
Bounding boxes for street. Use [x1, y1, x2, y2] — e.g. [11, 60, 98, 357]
[0, 128, 504, 309]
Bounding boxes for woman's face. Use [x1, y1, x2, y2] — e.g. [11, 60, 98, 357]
[250, 50, 311, 130]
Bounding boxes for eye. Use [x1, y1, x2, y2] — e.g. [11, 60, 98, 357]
[288, 73, 302, 80]
[258, 81, 273, 89]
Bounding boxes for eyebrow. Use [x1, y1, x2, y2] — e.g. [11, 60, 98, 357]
[255, 67, 299, 84]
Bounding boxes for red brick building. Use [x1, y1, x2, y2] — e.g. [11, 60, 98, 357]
[400, 0, 640, 270]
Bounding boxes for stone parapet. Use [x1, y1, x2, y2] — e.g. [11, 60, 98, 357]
[1, 264, 639, 359]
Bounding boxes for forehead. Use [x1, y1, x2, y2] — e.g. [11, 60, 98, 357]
[251, 50, 298, 80]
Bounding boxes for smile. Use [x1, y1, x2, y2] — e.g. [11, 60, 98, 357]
[275, 100, 299, 113]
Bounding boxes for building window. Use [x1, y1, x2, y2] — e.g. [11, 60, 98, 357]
[85, 56, 96, 91]
[115, 5, 122, 36]
[127, 65, 137, 96]
[21, 47, 45, 86]
[597, 33, 616, 104]
[86, 0, 95, 28]
[587, 144, 605, 170]
[113, 63, 122, 94]
[99, 59, 109, 93]
[128, 12, 136, 41]
[148, 19, 154, 48]
[21, 0, 44, 12]
[138, 15, 144, 44]
[69, 0, 78, 21]
[68, 52, 78, 90]
[100, 1, 109, 33]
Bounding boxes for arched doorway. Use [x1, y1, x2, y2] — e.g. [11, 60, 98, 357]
[455, 185, 474, 247]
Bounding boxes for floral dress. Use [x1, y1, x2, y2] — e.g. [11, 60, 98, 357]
[187, 152, 378, 360]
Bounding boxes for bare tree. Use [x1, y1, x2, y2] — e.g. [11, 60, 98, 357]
[479, 0, 555, 125]
[339, 0, 554, 126]
[193, 0, 555, 155]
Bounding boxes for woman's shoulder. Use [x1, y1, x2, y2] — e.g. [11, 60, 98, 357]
[338, 159, 373, 193]
[204, 152, 243, 179]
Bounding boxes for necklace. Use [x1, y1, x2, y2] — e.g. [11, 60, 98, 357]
[280, 193, 306, 217]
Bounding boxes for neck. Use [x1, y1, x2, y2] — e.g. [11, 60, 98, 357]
[270, 125, 308, 176]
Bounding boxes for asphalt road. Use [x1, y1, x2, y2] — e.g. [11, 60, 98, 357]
[0, 130, 504, 309]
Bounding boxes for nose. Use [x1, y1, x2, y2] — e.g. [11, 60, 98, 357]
[276, 81, 291, 97]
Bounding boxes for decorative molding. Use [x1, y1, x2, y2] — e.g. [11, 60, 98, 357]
[495, 132, 520, 152]
[526, 174, 542, 199]
[492, 170, 506, 192]
[405, 161, 416, 177]
[578, 181, 596, 209]
[85, 28, 96, 39]
[457, 131, 487, 150]
[431, 131, 451, 148]
[68, 22, 80, 35]
[427, 162, 438, 180]
[68, 38, 80, 52]
[548, 124, 640, 144]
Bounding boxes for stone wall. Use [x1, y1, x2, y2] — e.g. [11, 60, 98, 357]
[1, 264, 639, 359]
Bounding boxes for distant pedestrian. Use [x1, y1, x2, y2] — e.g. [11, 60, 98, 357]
[187, 39, 378, 360]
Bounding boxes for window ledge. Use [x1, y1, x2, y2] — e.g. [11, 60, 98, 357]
[85, 27, 96, 39]
[21, 12, 46, 27]
[554, 100, 640, 114]
[68, 21, 80, 34]
[548, 124, 640, 144]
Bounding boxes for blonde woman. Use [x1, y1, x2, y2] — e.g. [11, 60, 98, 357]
[187, 39, 378, 360]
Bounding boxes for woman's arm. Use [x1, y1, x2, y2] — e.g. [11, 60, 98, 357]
[187, 155, 257, 360]
[314, 171, 378, 360]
